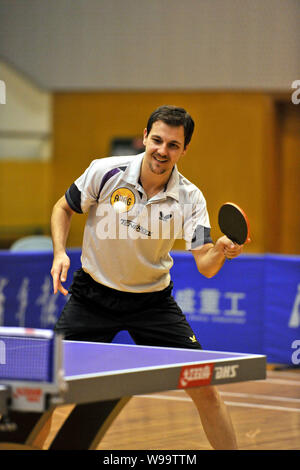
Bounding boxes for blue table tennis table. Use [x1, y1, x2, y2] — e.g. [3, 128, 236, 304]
[0, 327, 266, 450]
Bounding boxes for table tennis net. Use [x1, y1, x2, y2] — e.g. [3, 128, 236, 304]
[0, 335, 54, 383]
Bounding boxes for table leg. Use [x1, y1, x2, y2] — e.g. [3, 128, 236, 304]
[49, 396, 131, 450]
[0, 408, 54, 449]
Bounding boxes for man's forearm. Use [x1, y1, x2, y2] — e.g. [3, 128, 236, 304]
[194, 244, 226, 278]
[193, 236, 243, 278]
[51, 198, 73, 255]
[50, 197, 73, 295]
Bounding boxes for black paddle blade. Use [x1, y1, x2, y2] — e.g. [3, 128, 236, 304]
[218, 202, 250, 245]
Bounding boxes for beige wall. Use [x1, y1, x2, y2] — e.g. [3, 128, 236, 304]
[0, 60, 52, 160]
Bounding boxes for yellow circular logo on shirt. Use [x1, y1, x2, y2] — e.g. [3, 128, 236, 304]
[110, 188, 135, 212]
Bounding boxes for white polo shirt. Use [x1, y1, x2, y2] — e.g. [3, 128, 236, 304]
[65, 153, 212, 293]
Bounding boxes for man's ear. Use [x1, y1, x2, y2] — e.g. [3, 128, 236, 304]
[143, 128, 148, 146]
[182, 144, 189, 156]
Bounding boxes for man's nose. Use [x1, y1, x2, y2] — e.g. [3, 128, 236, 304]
[158, 142, 168, 156]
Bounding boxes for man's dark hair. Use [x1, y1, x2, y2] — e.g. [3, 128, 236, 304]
[146, 105, 195, 148]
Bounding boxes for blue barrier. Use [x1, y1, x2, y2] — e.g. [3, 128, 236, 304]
[172, 254, 266, 355]
[0, 250, 299, 365]
[264, 255, 300, 365]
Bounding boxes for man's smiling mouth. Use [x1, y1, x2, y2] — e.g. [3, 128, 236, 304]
[153, 155, 168, 163]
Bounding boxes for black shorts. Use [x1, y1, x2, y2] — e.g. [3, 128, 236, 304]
[54, 268, 202, 350]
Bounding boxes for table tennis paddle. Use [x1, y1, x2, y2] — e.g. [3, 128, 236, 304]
[218, 202, 251, 245]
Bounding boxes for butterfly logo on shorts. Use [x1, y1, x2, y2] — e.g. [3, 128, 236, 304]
[189, 335, 197, 343]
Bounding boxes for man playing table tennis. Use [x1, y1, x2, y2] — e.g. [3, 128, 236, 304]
[51, 105, 243, 450]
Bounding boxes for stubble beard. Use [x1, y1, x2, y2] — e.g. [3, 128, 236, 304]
[148, 159, 167, 175]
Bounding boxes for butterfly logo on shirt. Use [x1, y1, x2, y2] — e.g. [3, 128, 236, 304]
[159, 211, 173, 222]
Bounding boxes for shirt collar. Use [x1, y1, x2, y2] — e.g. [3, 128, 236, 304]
[122, 153, 144, 186]
[123, 153, 180, 202]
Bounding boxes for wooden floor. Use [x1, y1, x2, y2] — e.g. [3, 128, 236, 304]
[45, 367, 300, 450]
